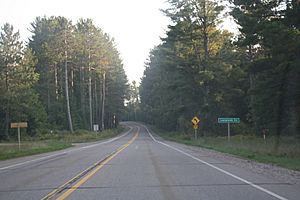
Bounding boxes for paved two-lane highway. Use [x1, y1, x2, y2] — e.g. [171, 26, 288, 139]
[0, 122, 299, 200]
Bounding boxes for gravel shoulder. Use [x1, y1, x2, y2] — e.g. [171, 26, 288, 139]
[158, 136, 300, 185]
[168, 141, 300, 186]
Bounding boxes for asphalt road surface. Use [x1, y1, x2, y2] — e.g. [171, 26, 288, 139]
[0, 122, 299, 200]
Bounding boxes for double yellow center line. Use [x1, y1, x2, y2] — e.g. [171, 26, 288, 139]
[42, 127, 139, 200]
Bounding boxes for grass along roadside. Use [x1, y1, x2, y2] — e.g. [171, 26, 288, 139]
[149, 126, 300, 171]
[0, 126, 128, 161]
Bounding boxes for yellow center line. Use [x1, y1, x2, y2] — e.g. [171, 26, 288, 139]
[55, 129, 139, 200]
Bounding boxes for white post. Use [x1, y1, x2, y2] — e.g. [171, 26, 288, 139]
[18, 127, 21, 150]
[227, 123, 230, 142]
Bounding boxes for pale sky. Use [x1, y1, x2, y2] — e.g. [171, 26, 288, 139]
[0, 0, 236, 84]
[0, 0, 170, 84]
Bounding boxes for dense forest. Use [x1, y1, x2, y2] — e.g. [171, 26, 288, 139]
[1, 1, 299, 141]
[0, 17, 128, 140]
[138, 0, 300, 138]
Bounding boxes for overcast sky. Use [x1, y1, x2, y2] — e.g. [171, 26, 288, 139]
[0, 0, 171, 83]
[0, 0, 236, 84]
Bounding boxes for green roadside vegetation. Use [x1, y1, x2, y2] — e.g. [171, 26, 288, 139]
[0, 126, 127, 161]
[150, 126, 300, 172]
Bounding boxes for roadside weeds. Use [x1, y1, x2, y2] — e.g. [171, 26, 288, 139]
[0, 126, 128, 161]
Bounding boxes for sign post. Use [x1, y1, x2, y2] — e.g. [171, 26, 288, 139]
[193, 124, 199, 139]
[10, 122, 28, 150]
[218, 118, 240, 142]
[227, 123, 230, 142]
[191, 116, 200, 140]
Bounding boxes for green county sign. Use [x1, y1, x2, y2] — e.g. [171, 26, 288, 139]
[217, 117, 240, 142]
[218, 118, 240, 123]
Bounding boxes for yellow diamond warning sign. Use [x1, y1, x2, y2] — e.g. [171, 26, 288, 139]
[191, 116, 200, 125]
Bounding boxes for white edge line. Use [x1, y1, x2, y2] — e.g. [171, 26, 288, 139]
[0, 126, 133, 171]
[142, 124, 289, 200]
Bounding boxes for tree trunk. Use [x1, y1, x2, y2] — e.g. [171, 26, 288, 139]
[80, 65, 87, 128]
[98, 78, 102, 128]
[274, 65, 289, 153]
[202, 0, 209, 136]
[249, 72, 257, 130]
[47, 77, 50, 112]
[88, 51, 93, 131]
[64, 36, 73, 133]
[55, 63, 58, 100]
[94, 79, 98, 126]
[248, 45, 258, 133]
[71, 67, 74, 95]
[4, 65, 10, 139]
[4, 104, 10, 139]
[202, 1, 208, 71]
[101, 72, 106, 131]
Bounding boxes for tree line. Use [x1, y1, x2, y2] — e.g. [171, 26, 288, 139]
[139, 0, 300, 138]
[0, 17, 128, 140]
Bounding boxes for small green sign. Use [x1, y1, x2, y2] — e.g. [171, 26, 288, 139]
[218, 118, 240, 123]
